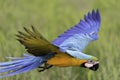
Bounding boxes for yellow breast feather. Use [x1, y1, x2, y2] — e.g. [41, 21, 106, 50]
[47, 52, 87, 67]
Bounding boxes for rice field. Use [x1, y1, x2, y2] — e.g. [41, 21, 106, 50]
[0, 0, 120, 80]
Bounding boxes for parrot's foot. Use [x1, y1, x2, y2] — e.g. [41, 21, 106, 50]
[38, 62, 53, 72]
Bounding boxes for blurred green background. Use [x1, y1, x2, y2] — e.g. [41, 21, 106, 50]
[0, 0, 120, 80]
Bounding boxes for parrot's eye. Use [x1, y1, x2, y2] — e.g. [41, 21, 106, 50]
[89, 60, 93, 63]
[87, 60, 94, 64]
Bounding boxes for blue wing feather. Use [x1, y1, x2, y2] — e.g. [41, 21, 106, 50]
[52, 9, 101, 51]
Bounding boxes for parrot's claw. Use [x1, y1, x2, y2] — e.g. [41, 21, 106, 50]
[38, 63, 53, 72]
[46, 65, 53, 69]
[38, 68, 45, 72]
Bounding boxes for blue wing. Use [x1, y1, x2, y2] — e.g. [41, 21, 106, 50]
[52, 9, 101, 59]
[52, 10, 101, 57]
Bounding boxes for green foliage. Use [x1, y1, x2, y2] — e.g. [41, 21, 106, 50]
[0, 0, 120, 80]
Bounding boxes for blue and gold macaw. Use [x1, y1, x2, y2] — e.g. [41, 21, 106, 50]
[0, 9, 101, 78]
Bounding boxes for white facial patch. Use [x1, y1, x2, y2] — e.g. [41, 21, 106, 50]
[85, 63, 94, 68]
[84, 60, 99, 68]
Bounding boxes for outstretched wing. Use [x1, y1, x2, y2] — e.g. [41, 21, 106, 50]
[52, 9, 101, 52]
[16, 26, 58, 56]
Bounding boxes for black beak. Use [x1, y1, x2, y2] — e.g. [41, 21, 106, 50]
[89, 63, 99, 71]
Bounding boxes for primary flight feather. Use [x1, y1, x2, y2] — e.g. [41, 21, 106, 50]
[0, 9, 101, 78]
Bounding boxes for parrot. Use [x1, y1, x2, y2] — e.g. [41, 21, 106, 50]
[0, 9, 101, 78]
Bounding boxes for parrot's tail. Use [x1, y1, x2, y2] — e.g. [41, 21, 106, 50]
[0, 54, 45, 78]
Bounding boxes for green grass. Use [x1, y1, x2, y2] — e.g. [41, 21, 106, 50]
[0, 0, 120, 80]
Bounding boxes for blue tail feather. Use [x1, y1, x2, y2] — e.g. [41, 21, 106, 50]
[0, 54, 45, 78]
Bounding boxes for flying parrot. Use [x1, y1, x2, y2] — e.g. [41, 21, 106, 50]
[0, 9, 101, 78]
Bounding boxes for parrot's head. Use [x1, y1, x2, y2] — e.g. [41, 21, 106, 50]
[81, 60, 99, 71]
